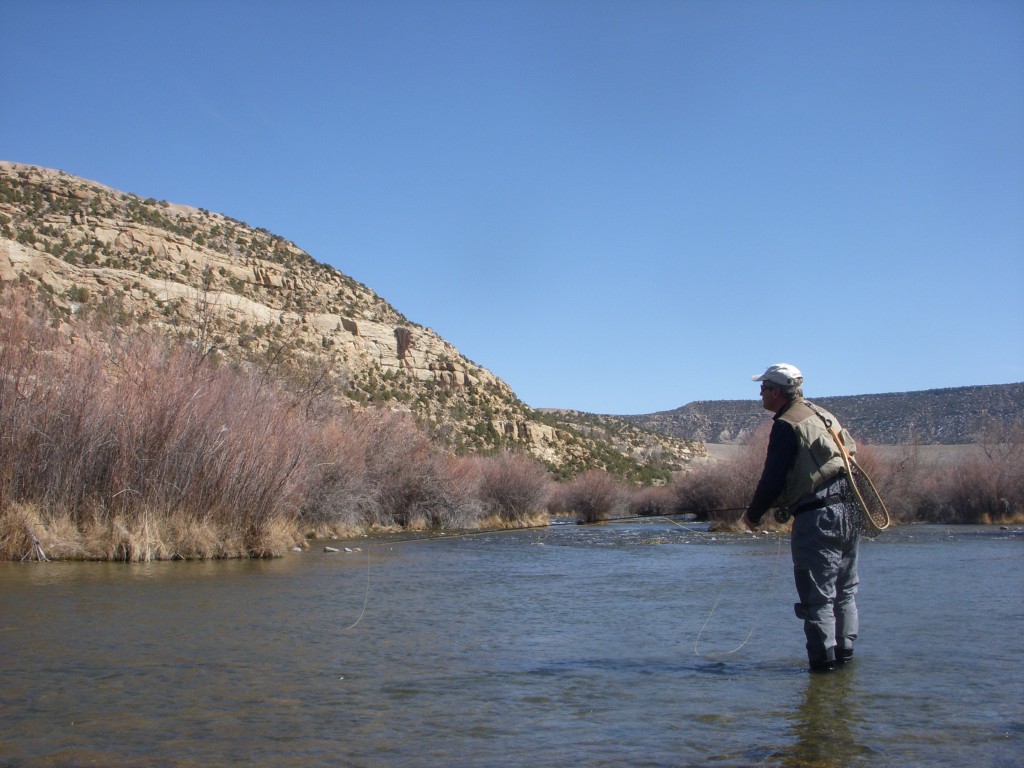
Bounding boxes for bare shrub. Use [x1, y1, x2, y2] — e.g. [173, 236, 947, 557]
[473, 451, 551, 526]
[628, 485, 675, 518]
[358, 410, 481, 530]
[560, 470, 624, 524]
[439, 454, 486, 529]
[545, 481, 573, 517]
[855, 420, 1024, 525]
[672, 464, 738, 520]
[672, 423, 769, 529]
[298, 412, 373, 537]
[0, 289, 313, 559]
[102, 338, 314, 557]
[965, 418, 1024, 523]
[943, 454, 1023, 524]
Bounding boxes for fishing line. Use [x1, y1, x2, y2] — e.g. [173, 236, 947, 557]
[338, 521, 559, 632]
[693, 531, 785, 660]
[336, 506, 760, 634]
[341, 543, 371, 632]
[657, 511, 742, 536]
[618, 507, 789, 659]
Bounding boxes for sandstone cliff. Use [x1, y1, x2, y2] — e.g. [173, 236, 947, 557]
[0, 162, 702, 478]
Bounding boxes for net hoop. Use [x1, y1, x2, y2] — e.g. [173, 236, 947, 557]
[808, 403, 892, 534]
[846, 458, 891, 532]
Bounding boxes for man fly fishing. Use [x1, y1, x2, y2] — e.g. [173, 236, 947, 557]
[742, 363, 860, 672]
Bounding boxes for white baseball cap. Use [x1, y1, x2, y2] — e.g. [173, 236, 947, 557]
[752, 363, 803, 387]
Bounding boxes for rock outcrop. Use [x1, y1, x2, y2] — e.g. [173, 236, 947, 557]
[0, 162, 702, 478]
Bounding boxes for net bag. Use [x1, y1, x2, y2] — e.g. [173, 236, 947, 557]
[845, 459, 891, 537]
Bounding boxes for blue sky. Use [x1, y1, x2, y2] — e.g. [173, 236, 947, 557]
[3, 0, 1022, 414]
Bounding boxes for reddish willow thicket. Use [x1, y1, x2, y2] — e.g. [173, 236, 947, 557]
[0, 289, 549, 560]
[2, 287, 1020, 562]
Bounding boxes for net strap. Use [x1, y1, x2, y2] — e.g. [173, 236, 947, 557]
[808, 405, 891, 532]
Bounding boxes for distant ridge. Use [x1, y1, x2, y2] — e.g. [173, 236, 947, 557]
[622, 383, 1024, 445]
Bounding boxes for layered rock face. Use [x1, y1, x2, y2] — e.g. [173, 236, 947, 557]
[0, 162, 701, 476]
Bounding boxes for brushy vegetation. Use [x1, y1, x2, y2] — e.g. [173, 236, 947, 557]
[470, 452, 551, 526]
[853, 428, 1024, 525]
[668, 424, 771, 531]
[2, 284, 1019, 562]
[540, 421, 1024, 532]
[0, 290, 316, 560]
[663, 422, 1024, 530]
[553, 470, 626, 524]
[0, 288, 553, 560]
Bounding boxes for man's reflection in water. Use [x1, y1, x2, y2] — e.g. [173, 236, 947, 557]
[777, 668, 876, 768]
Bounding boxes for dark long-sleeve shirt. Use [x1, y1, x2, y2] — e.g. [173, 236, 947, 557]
[746, 409, 799, 526]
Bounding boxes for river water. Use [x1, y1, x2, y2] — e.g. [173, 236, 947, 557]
[1, 522, 1021, 767]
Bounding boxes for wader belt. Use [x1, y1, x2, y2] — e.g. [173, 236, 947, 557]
[792, 475, 847, 517]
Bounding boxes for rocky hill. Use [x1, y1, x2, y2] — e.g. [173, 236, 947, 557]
[0, 162, 702, 479]
[623, 383, 1024, 446]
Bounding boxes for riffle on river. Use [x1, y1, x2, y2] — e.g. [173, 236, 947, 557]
[1, 522, 1021, 767]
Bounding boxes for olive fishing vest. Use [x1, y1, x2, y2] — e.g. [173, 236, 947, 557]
[775, 398, 856, 510]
